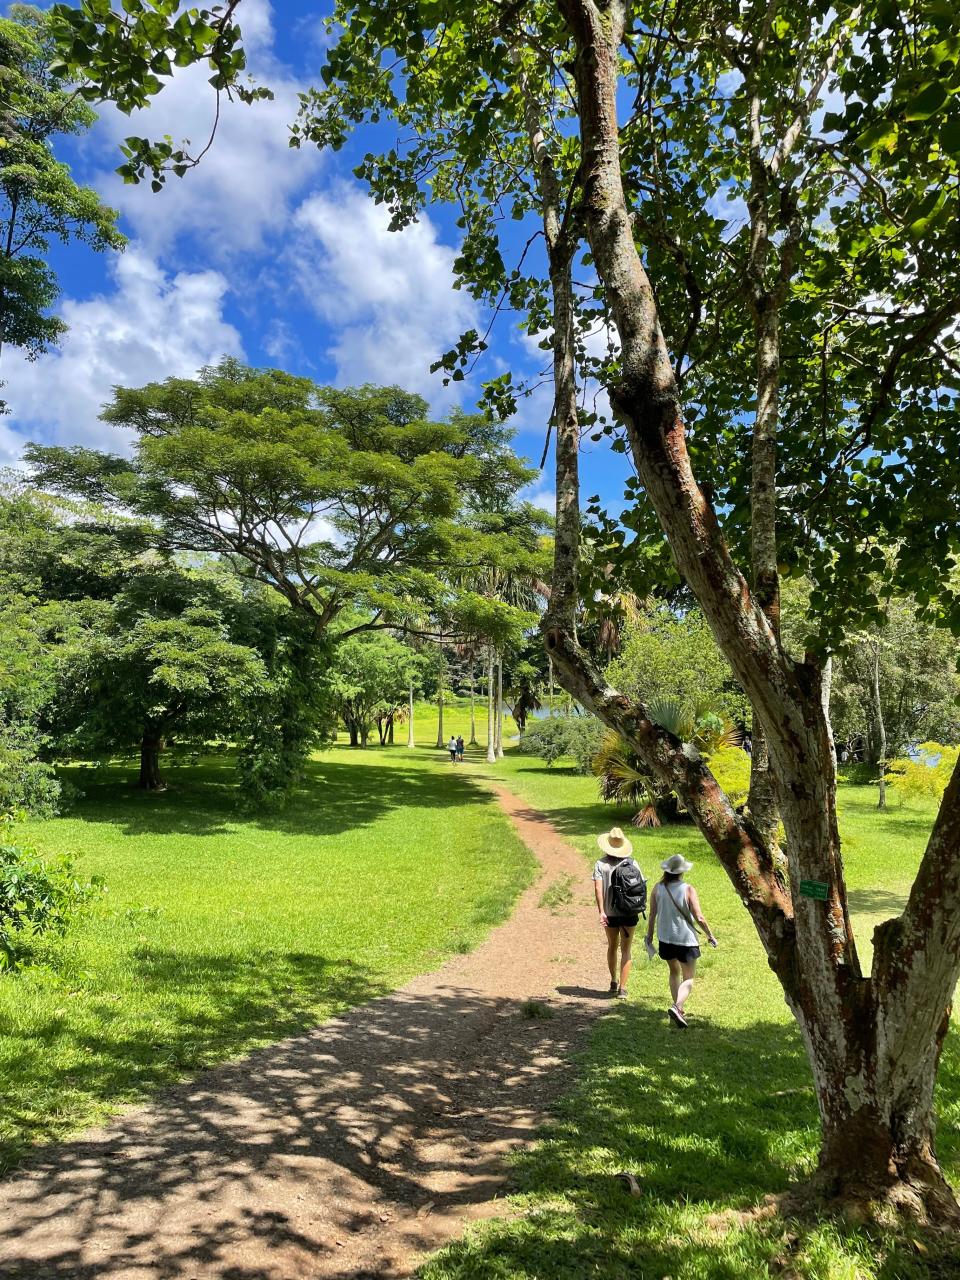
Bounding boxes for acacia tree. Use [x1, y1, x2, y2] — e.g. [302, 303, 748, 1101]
[47, 0, 960, 1221]
[27, 363, 533, 790]
[28, 364, 531, 639]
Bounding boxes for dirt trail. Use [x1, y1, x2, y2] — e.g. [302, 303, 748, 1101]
[0, 784, 615, 1280]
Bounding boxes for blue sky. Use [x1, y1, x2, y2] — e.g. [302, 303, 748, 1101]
[2, 0, 634, 519]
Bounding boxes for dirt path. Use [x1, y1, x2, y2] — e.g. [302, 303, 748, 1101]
[0, 784, 614, 1280]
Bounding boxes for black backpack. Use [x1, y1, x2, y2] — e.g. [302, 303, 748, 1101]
[610, 858, 647, 917]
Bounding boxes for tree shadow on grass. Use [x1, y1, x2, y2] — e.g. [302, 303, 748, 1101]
[59, 753, 490, 840]
[0, 948, 390, 1176]
[846, 886, 909, 917]
[424, 1006, 960, 1280]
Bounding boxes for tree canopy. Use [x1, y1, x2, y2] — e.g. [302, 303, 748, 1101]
[0, 4, 124, 364]
[27, 359, 537, 640]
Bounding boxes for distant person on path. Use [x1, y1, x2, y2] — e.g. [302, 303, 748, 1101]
[592, 827, 647, 1000]
[448, 735, 458, 762]
[456, 734, 465, 762]
[645, 853, 717, 1027]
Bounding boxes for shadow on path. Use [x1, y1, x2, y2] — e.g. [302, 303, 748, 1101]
[0, 784, 606, 1280]
[0, 986, 593, 1280]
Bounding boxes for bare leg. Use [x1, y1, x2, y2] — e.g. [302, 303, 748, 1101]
[675, 959, 697, 1013]
[605, 926, 619, 983]
[618, 926, 635, 990]
[667, 958, 682, 1004]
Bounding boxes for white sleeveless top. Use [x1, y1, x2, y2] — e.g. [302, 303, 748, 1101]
[655, 880, 698, 946]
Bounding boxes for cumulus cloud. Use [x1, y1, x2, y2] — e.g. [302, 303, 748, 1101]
[1, 249, 243, 462]
[291, 186, 479, 401]
[522, 482, 557, 520]
[85, 0, 320, 258]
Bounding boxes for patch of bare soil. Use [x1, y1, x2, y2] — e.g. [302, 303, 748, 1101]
[0, 784, 615, 1279]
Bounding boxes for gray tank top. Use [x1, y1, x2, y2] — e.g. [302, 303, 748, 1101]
[655, 880, 698, 946]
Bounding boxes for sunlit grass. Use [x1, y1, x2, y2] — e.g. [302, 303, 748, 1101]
[0, 745, 535, 1172]
[420, 746, 960, 1279]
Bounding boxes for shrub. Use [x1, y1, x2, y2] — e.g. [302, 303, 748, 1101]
[0, 721, 61, 819]
[0, 815, 102, 969]
[524, 715, 605, 773]
[885, 742, 959, 805]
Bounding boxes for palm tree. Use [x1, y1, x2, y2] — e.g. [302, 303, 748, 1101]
[593, 697, 743, 826]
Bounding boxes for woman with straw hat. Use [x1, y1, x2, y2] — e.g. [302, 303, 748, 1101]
[645, 853, 717, 1027]
[592, 826, 646, 1000]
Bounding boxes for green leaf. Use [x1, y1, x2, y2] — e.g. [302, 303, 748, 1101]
[902, 79, 950, 121]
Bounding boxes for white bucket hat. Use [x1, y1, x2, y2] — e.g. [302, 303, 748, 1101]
[661, 853, 693, 874]
[597, 826, 633, 859]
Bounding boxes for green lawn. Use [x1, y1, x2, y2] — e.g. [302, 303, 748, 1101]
[421, 748, 960, 1280]
[410, 694, 498, 746]
[0, 745, 535, 1172]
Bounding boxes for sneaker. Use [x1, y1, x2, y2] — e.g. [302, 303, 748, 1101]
[609, 980, 618, 994]
[668, 1004, 688, 1027]
[616, 987, 628, 1000]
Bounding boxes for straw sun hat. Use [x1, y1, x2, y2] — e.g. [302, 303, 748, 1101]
[661, 853, 694, 874]
[597, 827, 633, 859]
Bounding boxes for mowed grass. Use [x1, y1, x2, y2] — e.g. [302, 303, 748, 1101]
[410, 695, 501, 747]
[0, 745, 535, 1173]
[421, 748, 960, 1280]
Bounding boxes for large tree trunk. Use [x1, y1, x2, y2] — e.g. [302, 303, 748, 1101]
[138, 732, 165, 790]
[747, 723, 779, 853]
[744, 320, 783, 849]
[553, 0, 960, 1218]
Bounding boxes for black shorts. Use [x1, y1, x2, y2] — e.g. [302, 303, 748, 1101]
[659, 941, 701, 963]
[606, 915, 639, 930]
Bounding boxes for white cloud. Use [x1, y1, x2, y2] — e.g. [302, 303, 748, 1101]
[1, 249, 243, 461]
[85, 0, 321, 258]
[291, 185, 479, 400]
[522, 482, 556, 519]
